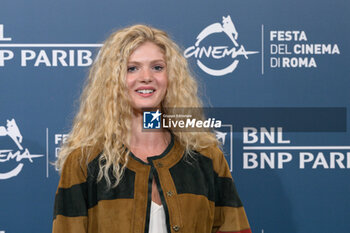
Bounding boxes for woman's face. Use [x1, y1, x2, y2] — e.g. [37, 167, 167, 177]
[126, 42, 168, 112]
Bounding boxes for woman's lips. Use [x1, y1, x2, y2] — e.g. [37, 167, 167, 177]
[135, 88, 156, 97]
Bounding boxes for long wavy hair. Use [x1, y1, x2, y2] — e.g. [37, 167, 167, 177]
[56, 24, 218, 188]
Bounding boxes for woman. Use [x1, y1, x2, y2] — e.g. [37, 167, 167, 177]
[53, 24, 251, 233]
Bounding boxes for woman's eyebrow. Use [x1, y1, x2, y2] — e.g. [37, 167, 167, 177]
[127, 59, 166, 64]
[151, 59, 166, 63]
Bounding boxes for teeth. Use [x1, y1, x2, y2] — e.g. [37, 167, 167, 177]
[137, 89, 154, 94]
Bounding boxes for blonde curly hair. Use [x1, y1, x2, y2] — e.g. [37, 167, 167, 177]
[56, 24, 218, 188]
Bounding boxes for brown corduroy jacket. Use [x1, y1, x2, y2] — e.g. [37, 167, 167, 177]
[52, 137, 251, 233]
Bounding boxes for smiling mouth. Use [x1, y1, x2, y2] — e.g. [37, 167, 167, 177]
[136, 89, 155, 94]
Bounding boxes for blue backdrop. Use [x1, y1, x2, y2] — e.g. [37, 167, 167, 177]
[1, 1, 349, 233]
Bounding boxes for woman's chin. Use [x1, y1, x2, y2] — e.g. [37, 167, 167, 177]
[132, 105, 161, 113]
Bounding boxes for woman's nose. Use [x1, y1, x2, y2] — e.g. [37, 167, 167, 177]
[140, 68, 153, 83]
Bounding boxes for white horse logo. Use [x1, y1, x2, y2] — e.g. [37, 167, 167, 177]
[195, 15, 239, 47]
[0, 118, 44, 179]
[0, 119, 23, 150]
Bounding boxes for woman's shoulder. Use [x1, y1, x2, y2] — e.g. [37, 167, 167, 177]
[196, 143, 223, 160]
[66, 146, 103, 164]
[59, 146, 102, 187]
[196, 144, 231, 177]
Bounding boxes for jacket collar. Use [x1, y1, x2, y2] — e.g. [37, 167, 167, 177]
[127, 134, 184, 170]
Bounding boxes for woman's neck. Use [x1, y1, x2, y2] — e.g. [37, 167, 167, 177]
[129, 111, 171, 162]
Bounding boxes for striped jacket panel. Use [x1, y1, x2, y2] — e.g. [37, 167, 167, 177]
[53, 137, 251, 233]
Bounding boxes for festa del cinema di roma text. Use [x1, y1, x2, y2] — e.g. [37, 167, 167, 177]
[269, 30, 339, 68]
[242, 127, 349, 169]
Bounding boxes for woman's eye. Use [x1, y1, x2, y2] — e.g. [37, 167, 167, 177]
[127, 66, 137, 72]
[153, 65, 164, 71]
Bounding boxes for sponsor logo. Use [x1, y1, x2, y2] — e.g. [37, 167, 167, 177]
[0, 119, 44, 179]
[0, 24, 101, 67]
[242, 127, 350, 169]
[0, 24, 11, 41]
[184, 15, 258, 76]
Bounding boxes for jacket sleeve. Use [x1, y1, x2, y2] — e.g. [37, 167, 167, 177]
[52, 149, 88, 233]
[211, 148, 251, 233]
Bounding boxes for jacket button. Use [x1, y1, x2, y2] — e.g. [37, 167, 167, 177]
[172, 225, 180, 232]
[166, 191, 173, 197]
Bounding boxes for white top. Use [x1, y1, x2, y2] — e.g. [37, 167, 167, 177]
[148, 201, 168, 233]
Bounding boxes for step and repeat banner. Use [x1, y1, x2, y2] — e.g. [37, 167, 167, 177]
[1, 1, 349, 233]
